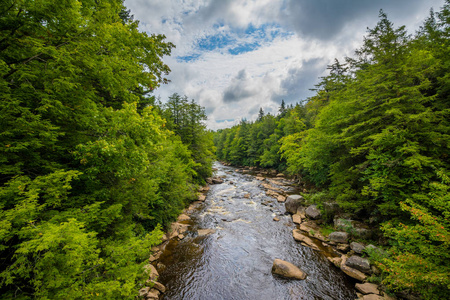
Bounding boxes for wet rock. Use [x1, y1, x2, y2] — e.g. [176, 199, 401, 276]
[197, 229, 215, 236]
[305, 205, 321, 219]
[299, 222, 328, 242]
[277, 195, 286, 202]
[149, 252, 161, 262]
[256, 176, 265, 181]
[266, 189, 280, 198]
[169, 222, 189, 239]
[177, 214, 190, 222]
[211, 177, 224, 184]
[292, 214, 302, 224]
[198, 186, 210, 193]
[345, 255, 371, 274]
[149, 280, 166, 293]
[292, 229, 320, 250]
[161, 234, 168, 242]
[276, 173, 285, 177]
[271, 259, 307, 280]
[146, 288, 160, 300]
[273, 216, 280, 222]
[351, 242, 366, 254]
[285, 195, 305, 214]
[144, 264, 159, 281]
[340, 256, 367, 281]
[198, 194, 206, 202]
[329, 231, 349, 244]
[244, 193, 250, 198]
[355, 282, 380, 295]
[327, 256, 342, 267]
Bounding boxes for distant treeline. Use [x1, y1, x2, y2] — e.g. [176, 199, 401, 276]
[214, 6, 450, 299]
[0, 0, 214, 299]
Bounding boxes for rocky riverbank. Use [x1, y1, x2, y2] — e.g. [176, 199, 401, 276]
[252, 170, 396, 300]
[140, 164, 393, 300]
[138, 177, 223, 300]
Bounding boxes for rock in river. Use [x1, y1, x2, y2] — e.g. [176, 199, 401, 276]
[272, 259, 307, 280]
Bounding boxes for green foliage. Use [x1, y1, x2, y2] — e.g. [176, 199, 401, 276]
[0, 0, 210, 298]
[373, 170, 450, 299]
[160, 93, 216, 184]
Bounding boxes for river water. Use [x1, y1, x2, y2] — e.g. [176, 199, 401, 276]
[157, 162, 356, 300]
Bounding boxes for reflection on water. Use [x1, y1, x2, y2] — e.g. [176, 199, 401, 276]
[158, 162, 356, 300]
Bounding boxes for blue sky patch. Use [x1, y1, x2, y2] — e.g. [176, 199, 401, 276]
[196, 33, 236, 51]
[216, 118, 235, 123]
[176, 53, 202, 62]
[228, 42, 260, 55]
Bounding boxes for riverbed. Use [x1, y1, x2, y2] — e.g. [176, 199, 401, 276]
[157, 162, 356, 300]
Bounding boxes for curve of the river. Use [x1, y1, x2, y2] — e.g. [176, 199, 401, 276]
[158, 162, 356, 300]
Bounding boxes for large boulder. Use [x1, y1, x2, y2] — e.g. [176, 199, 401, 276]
[144, 264, 159, 281]
[148, 280, 166, 293]
[271, 259, 307, 280]
[350, 242, 366, 254]
[345, 255, 371, 274]
[329, 231, 349, 244]
[285, 195, 305, 214]
[340, 256, 367, 281]
[305, 205, 321, 219]
[355, 282, 380, 295]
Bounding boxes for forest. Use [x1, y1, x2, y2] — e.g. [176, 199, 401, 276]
[1, 0, 449, 299]
[0, 0, 214, 298]
[214, 6, 450, 300]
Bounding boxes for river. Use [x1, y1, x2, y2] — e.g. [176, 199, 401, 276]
[157, 162, 356, 300]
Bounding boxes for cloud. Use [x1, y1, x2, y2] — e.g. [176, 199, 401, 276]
[223, 69, 259, 103]
[123, 0, 446, 130]
[271, 58, 326, 104]
[281, 0, 443, 40]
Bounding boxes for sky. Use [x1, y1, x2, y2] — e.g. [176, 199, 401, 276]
[124, 0, 446, 130]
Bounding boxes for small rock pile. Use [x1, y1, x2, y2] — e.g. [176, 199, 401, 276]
[281, 194, 395, 300]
